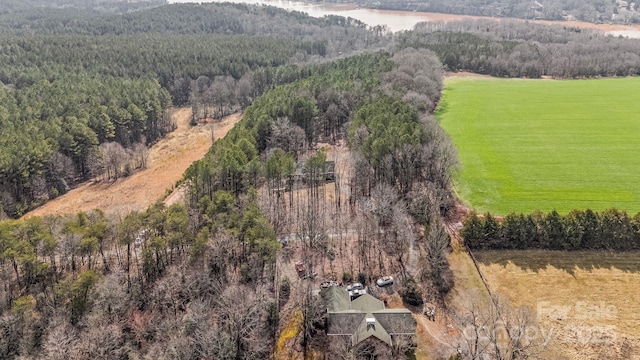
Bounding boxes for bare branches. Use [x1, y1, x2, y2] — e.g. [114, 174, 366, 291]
[452, 290, 549, 359]
[94, 141, 149, 181]
[41, 320, 78, 360]
[423, 222, 454, 297]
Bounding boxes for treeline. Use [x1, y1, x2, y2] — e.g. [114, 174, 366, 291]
[399, 19, 640, 78]
[345, 48, 457, 298]
[0, 0, 166, 15]
[354, 0, 639, 24]
[0, 34, 301, 106]
[348, 49, 456, 210]
[0, 3, 389, 57]
[463, 209, 640, 251]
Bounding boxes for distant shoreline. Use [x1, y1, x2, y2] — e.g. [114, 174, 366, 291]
[168, 0, 640, 37]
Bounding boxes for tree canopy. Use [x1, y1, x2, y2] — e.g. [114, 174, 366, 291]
[0, 2, 390, 218]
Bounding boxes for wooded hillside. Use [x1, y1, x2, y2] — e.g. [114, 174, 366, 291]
[5, 1, 640, 359]
[399, 19, 640, 78]
[0, 47, 457, 359]
[0, 3, 390, 218]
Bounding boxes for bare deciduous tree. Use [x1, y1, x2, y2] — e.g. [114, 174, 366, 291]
[72, 322, 125, 360]
[98, 142, 128, 180]
[215, 285, 273, 360]
[452, 290, 549, 360]
[92, 270, 128, 318]
[131, 142, 149, 170]
[383, 48, 443, 113]
[368, 183, 399, 227]
[41, 320, 78, 360]
[269, 117, 306, 159]
[423, 222, 454, 297]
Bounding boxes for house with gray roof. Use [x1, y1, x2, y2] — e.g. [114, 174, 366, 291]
[323, 286, 416, 347]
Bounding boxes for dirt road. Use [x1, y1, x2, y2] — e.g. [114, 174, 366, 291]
[24, 108, 241, 218]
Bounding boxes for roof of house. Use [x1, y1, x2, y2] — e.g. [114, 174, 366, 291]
[325, 285, 351, 312]
[351, 294, 384, 312]
[323, 287, 416, 347]
[327, 312, 365, 335]
[351, 313, 392, 346]
[373, 311, 416, 335]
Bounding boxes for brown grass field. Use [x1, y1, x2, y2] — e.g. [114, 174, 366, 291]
[475, 250, 640, 359]
[24, 108, 241, 218]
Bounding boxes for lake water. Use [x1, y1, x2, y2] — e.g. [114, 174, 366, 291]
[167, 0, 486, 32]
[168, 0, 640, 37]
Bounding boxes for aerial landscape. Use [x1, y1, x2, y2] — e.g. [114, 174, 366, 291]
[1, 0, 640, 359]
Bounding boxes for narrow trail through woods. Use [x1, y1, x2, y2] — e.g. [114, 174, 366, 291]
[24, 108, 241, 218]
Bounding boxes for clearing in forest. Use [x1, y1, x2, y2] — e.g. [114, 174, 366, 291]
[438, 77, 640, 215]
[24, 108, 241, 218]
[475, 250, 640, 359]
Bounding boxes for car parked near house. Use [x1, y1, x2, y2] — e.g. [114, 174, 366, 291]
[346, 283, 364, 291]
[376, 276, 394, 287]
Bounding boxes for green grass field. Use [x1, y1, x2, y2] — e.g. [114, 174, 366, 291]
[438, 77, 640, 215]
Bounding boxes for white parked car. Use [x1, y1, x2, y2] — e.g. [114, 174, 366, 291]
[346, 283, 364, 291]
[376, 276, 394, 287]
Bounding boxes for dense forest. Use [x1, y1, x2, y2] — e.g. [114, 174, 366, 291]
[354, 0, 640, 24]
[399, 19, 640, 78]
[0, 3, 391, 218]
[0, 75, 172, 217]
[0, 1, 460, 358]
[5, 0, 640, 358]
[0, 45, 457, 358]
[0, 3, 387, 54]
[9, 2, 640, 217]
[0, 0, 166, 14]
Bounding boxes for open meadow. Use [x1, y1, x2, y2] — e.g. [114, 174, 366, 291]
[475, 250, 640, 359]
[439, 77, 640, 215]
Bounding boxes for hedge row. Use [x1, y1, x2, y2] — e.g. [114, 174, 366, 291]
[462, 209, 640, 251]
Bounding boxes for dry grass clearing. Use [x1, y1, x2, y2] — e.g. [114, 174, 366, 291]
[24, 108, 241, 218]
[475, 250, 640, 359]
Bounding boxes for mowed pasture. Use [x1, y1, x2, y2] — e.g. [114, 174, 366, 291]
[439, 77, 640, 214]
[475, 250, 640, 359]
